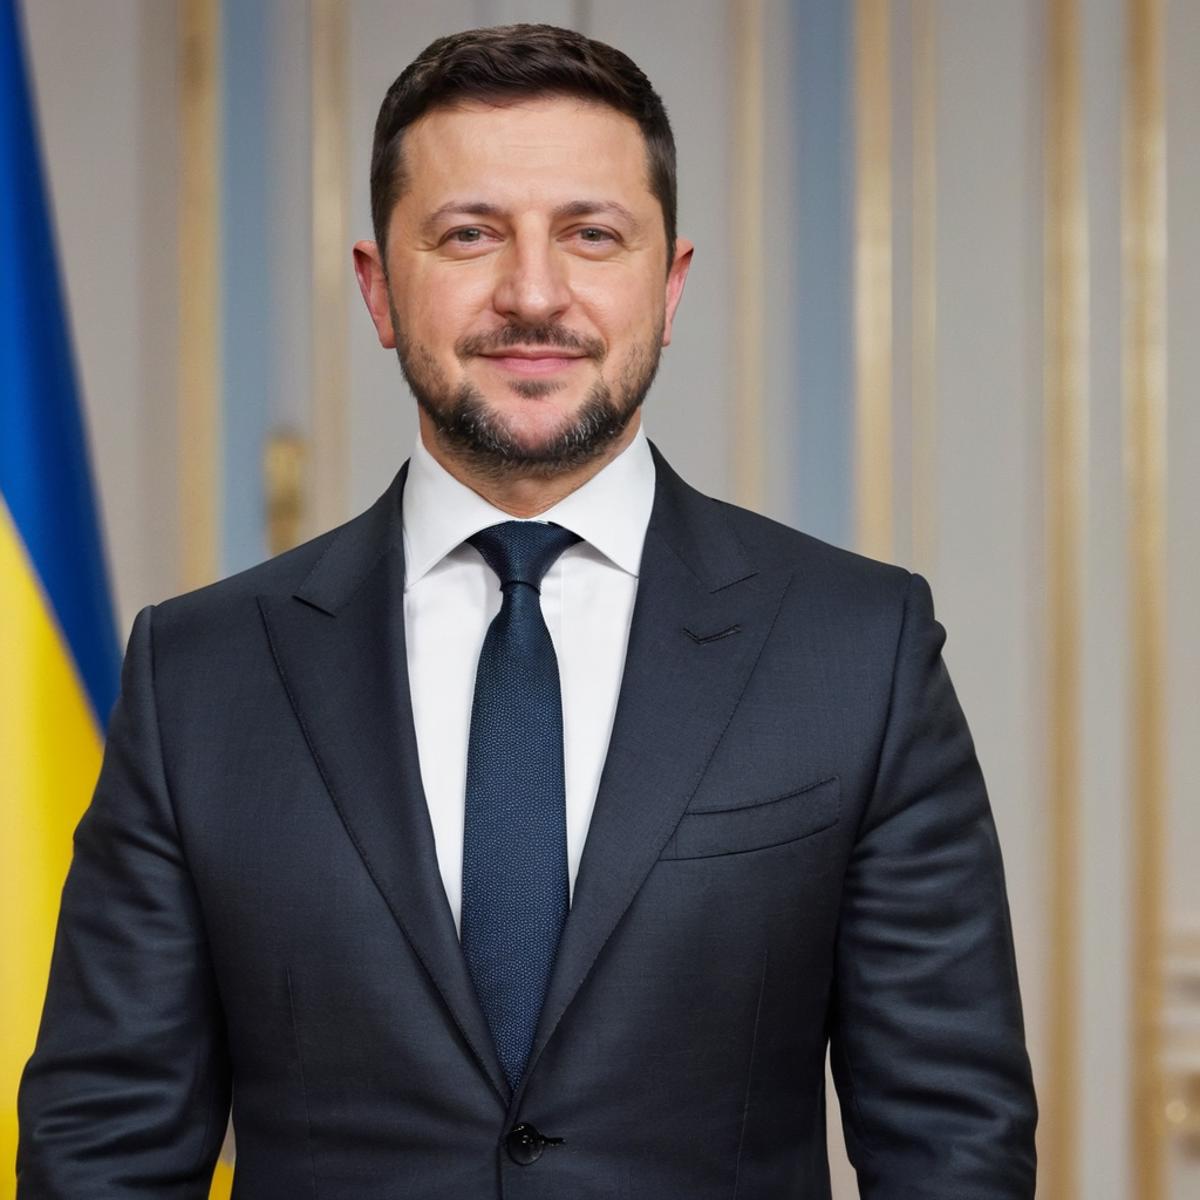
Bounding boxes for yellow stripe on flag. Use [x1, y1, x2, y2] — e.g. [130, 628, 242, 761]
[0, 499, 102, 1191]
[1, 501, 234, 1196]
[210, 1157, 235, 1198]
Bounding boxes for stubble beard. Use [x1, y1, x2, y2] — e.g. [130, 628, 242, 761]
[392, 308, 664, 481]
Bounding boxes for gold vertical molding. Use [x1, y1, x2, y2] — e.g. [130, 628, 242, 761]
[178, 0, 221, 589]
[264, 432, 307, 556]
[854, 0, 893, 560]
[311, 0, 349, 535]
[732, 0, 766, 512]
[910, 0, 936, 578]
[1125, 0, 1168, 1193]
[1043, 0, 1088, 1195]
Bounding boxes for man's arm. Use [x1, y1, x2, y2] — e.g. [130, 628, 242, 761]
[18, 606, 231, 1198]
[829, 573, 1037, 1198]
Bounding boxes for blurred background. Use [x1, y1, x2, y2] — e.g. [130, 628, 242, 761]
[4, 0, 1198, 1196]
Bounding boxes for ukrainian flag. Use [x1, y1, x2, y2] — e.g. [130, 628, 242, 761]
[0, 0, 119, 1190]
[0, 8, 237, 1195]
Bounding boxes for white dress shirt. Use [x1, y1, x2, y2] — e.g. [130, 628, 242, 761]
[401, 424, 656, 933]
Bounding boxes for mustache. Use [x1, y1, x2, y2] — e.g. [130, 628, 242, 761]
[457, 324, 605, 361]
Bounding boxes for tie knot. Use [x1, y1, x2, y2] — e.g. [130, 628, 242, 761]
[468, 521, 581, 591]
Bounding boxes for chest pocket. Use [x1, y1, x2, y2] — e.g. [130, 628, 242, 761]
[660, 775, 840, 860]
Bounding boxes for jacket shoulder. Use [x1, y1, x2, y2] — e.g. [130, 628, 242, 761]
[147, 475, 402, 649]
[712, 495, 914, 608]
[648, 443, 912, 609]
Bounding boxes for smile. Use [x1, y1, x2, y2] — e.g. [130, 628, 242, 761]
[479, 353, 588, 376]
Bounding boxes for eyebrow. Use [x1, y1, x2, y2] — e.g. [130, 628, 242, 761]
[420, 199, 642, 238]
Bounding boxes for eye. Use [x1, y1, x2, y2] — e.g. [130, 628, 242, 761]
[439, 226, 500, 256]
[577, 226, 614, 243]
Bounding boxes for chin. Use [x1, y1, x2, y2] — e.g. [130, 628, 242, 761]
[407, 357, 639, 476]
[487, 395, 586, 437]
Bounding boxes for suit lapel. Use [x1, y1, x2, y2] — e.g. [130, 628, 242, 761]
[513, 445, 793, 1109]
[258, 468, 510, 1103]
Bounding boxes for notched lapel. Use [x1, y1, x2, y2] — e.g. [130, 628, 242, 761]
[258, 474, 509, 1104]
[516, 451, 793, 1108]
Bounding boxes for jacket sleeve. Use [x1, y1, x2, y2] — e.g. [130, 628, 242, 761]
[829, 573, 1038, 1198]
[17, 605, 231, 1197]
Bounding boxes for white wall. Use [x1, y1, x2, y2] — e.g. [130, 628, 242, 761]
[20, 0, 1200, 1195]
[930, 0, 1049, 1114]
[21, 0, 179, 638]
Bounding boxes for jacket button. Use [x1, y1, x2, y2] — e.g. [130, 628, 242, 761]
[505, 1122, 546, 1165]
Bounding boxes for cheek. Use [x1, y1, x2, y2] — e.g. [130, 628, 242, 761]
[572, 270, 665, 347]
[394, 272, 490, 346]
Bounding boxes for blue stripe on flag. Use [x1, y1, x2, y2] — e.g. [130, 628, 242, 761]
[0, 0, 119, 727]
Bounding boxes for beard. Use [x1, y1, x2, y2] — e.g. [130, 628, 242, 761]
[392, 313, 664, 480]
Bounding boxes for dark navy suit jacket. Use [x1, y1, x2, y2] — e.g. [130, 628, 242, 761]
[19, 444, 1037, 1198]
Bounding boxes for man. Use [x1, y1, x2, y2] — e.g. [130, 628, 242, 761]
[18, 23, 1037, 1199]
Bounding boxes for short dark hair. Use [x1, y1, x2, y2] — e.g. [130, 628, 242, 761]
[369, 24, 677, 266]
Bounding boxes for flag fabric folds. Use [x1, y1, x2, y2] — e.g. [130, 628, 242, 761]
[0, 0, 120, 1189]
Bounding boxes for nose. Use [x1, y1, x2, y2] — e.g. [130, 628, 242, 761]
[491, 226, 572, 327]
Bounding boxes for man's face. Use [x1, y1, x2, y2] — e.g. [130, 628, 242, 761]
[355, 96, 692, 476]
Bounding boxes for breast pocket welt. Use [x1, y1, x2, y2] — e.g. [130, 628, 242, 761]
[659, 776, 840, 861]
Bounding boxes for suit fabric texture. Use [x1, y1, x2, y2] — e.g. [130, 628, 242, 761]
[18, 443, 1038, 1198]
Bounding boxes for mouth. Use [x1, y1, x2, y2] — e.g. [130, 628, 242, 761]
[479, 351, 589, 376]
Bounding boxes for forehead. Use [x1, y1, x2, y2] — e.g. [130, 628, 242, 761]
[398, 96, 653, 207]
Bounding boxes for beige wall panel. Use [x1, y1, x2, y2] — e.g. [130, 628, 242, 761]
[1079, 0, 1133, 1195]
[758, 0, 801, 528]
[268, 0, 315, 435]
[1165, 0, 1200, 1192]
[889, 0, 916, 572]
[21, 0, 180, 634]
[931, 0, 1049, 1107]
[1164, 0, 1200, 926]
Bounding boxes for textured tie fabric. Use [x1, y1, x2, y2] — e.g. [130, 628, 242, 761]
[461, 520, 582, 1090]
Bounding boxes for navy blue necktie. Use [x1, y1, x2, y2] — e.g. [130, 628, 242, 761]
[461, 520, 581, 1090]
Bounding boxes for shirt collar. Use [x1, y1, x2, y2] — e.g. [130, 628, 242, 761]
[401, 422, 656, 589]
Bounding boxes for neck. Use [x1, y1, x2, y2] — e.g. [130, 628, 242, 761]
[417, 412, 641, 518]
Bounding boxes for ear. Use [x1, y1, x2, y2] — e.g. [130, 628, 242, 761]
[661, 237, 694, 348]
[353, 240, 396, 349]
